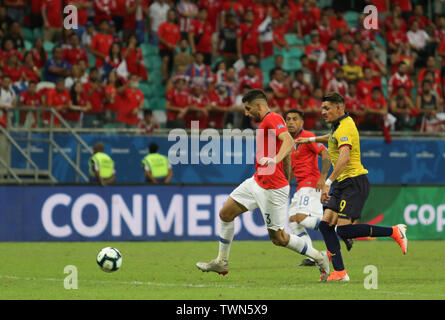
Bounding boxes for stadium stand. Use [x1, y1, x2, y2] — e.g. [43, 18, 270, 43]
[0, 0, 445, 134]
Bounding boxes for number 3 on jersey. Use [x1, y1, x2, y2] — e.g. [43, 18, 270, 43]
[265, 213, 271, 225]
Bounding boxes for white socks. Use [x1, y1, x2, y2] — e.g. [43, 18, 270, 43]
[217, 218, 234, 262]
[298, 216, 321, 230]
[289, 221, 313, 250]
[286, 234, 321, 261]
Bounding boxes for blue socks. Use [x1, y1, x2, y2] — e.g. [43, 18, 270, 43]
[319, 221, 345, 271]
[337, 224, 393, 239]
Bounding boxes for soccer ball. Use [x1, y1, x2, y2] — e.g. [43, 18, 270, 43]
[97, 247, 122, 272]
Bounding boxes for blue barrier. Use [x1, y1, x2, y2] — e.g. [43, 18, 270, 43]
[10, 133, 445, 184]
[0, 185, 322, 242]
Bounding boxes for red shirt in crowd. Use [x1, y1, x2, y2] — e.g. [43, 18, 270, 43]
[187, 93, 210, 129]
[124, 0, 150, 29]
[117, 87, 143, 125]
[198, 0, 222, 31]
[364, 95, 387, 124]
[83, 82, 105, 114]
[190, 19, 214, 54]
[254, 112, 289, 190]
[345, 94, 364, 126]
[319, 60, 341, 90]
[291, 129, 325, 191]
[90, 33, 114, 67]
[388, 72, 413, 96]
[237, 23, 260, 56]
[158, 22, 181, 51]
[122, 47, 148, 80]
[357, 78, 381, 101]
[93, 0, 112, 24]
[209, 89, 233, 129]
[62, 91, 87, 122]
[238, 74, 263, 91]
[42, 0, 63, 28]
[3, 64, 22, 83]
[62, 46, 88, 66]
[18, 90, 42, 125]
[67, 0, 88, 25]
[166, 88, 191, 122]
[20, 65, 40, 83]
[46, 88, 71, 125]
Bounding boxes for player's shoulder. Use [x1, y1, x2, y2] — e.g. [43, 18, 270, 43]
[300, 129, 316, 138]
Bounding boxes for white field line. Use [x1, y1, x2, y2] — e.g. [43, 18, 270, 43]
[1, 274, 445, 298]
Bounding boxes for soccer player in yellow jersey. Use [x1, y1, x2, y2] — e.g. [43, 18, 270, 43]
[296, 92, 408, 282]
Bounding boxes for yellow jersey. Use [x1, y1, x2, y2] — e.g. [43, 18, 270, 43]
[328, 114, 368, 182]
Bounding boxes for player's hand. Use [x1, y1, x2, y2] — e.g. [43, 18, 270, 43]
[316, 176, 325, 191]
[295, 137, 310, 144]
[258, 157, 276, 166]
[321, 184, 331, 203]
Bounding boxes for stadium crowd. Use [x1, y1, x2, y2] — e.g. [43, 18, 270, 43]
[0, 0, 445, 135]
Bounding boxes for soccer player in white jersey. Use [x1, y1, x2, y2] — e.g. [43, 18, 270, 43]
[196, 89, 330, 280]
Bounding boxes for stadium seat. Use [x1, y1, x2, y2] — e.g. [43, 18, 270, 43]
[283, 58, 302, 73]
[87, 53, 96, 67]
[317, 0, 333, 8]
[43, 41, 55, 53]
[139, 82, 153, 99]
[345, 11, 359, 28]
[23, 28, 33, 42]
[24, 40, 33, 51]
[33, 28, 43, 40]
[141, 43, 158, 57]
[284, 34, 305, 47]
[303, 35, 311, 45]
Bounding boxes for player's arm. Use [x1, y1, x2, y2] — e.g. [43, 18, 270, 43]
[276, 131, 294, 163]
[316, 148, 331, 190]
[321, 146, 350, 202]
[259, 131, 294, 165]
[295, 133, 330, 144]
[282, 154, 293, 183]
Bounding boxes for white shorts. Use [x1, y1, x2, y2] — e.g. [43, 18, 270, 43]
[230, 177, 290, 231]
[289, 187, 323, 218]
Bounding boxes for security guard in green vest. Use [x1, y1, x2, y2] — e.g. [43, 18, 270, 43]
[142, 143, 173, 184]
[89, 142, 115, 185]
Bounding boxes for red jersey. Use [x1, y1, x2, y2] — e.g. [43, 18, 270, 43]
[31, 0, 43, 14]
[190, 19, 214, 54]
[418, 68, 441, 86]
[237, 23, 260, 55]
[357, 79, 380, 100]
[46, 88, 71, 125]
[388, 72, 413, 97]
[269, 80, 288, 105]
[319, 61, 341, 90]
[124, 0, 150, 29]
[282, 97, 299, 113]
[317, 25, 334, 47]
[187, 94, 210, 129]
[166, 88, 191, 122]
[83, 82, 105, 114]
[62, 92, 87, 122]
[117, 88, 143, 125]
[42, 0, 63, 27]
[3, 65, 22, 83]
[158, 22, 181, 51]
[93, 0, 112, 24]
[122, 47, 148, 80]
[386, 30, 408, 49]
[238, 74, 263, 91]
[291, 129, 325, 191]
[67, 0, 88, 25]
[209, 90, 233, 129]
[62, 46, 88, 66]
[198, 0, 222, 31]
[254, 112, 289, 190]
[19, 65, 40, 83]
[18, 91, 42, 125]
[345, 94, 364, 125]
[298, 11, 317, 36]
[364, 95, 387, 124]
[90, 33, 114, 67]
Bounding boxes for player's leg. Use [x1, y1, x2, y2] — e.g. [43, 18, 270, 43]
[196, 178, 257, 275]
[334, 176, 407, 254]
[259, 186, 330, 280]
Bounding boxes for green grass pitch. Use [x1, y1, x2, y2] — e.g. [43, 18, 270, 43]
[0, 240, 444, 300]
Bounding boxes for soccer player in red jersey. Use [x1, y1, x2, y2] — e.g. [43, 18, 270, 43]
[196, 89, 330, 279]
[285, 109, 331, 267]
